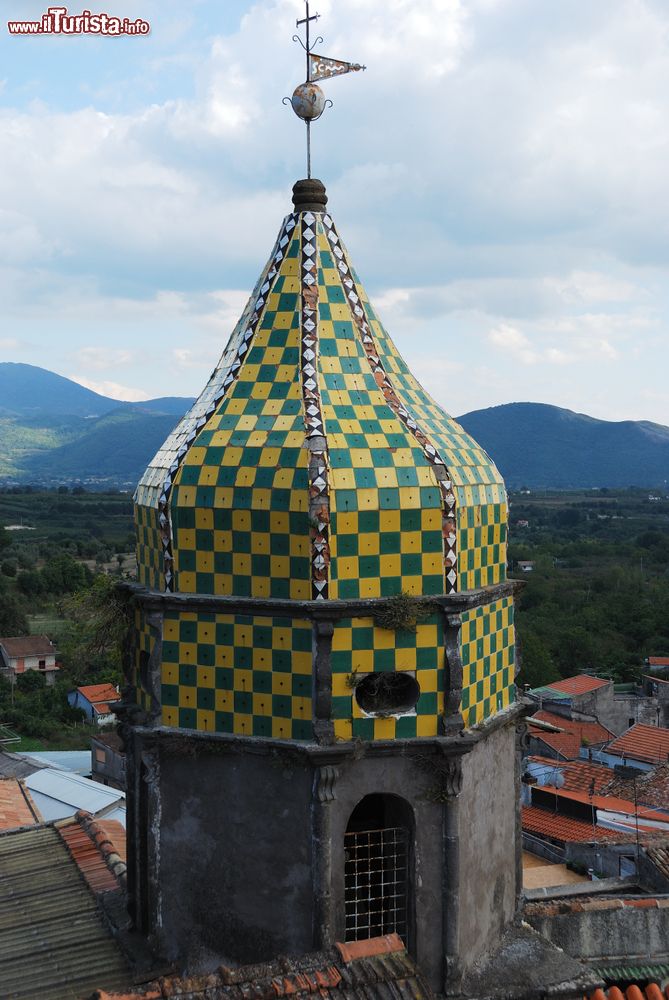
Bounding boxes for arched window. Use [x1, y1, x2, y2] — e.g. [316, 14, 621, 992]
[344, 794, 413, 944]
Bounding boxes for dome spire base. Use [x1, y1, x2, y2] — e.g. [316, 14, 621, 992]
[292, 178, 328, 212]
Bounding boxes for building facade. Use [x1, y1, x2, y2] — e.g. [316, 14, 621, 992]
[0, 635, 58, 686]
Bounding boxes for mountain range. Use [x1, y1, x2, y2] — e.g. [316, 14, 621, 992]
[0, 363, 667, 490]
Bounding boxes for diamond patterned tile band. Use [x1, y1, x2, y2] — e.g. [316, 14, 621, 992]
[301, 214, 331, 600]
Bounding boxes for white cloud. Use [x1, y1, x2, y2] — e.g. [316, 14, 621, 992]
[68, 376, 150, 401]
[488, 324, 538, 365]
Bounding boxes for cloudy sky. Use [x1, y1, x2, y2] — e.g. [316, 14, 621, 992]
[1, 0, 668, 423]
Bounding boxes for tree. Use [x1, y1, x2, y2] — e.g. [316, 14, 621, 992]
[516, 631, 560, 689]
[0, 594, 29, 636]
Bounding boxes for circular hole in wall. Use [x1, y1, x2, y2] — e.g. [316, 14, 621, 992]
[355, 672, 420, 716]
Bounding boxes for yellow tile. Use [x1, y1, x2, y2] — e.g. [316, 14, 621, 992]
[196, 710, 216, 731]
[196, 551, 214, 574]
[395, 649, 417, 671]
[290, 579, 310, 600]
[373, 717, 396, 740]
[351, 650, 374, 672]
[292, 696, 311, 719]
[416, 715, 438, 737]
[178, 571, 196, 592]
[336, 556, 359, 580]
[400, 531, 422, 553]
[379, 510, 401, 532]
[163, 707, 178, 727]
[252, 694, 272, 717]
[331, 468, 356, 490]
[357, 488, 378, 509]
[162, 663, 179, 685]
[271, 555, 290, 577]
[215, 690, 233, 712]
[332, 674, 352, 697]
[399, 487, 421, 508]
[392, 449, 415, 467]
[197, 621, 215, 643]
[179, 687, 196, 708]
[164, 620, 179, 640]
[359, 577, 381, 599]
[333, 626, 353, 651]
[234, 714, 253, 735]
[273, 718, 293, 739]
[232, 553, 251, 576]
[272, 674, 291, 695]
[214, 487, 234, 508]
[334, 719, 353, 741]
[213, 573, 233, 595]
[401, 576, 422, 595]
[375, 467, 399, 488]
[380, 554, 401, 578]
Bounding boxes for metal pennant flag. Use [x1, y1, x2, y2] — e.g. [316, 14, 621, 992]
[309, 53, 365, 81]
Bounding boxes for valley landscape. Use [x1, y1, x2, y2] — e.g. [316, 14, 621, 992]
[2, 362, 668, 490]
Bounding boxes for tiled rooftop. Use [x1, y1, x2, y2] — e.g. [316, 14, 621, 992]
[604, 764, 669, 811]
[646, 844, 669, 883]
[522, 805, 625, 844]
[529, 711, 614, 759]
[547, 675, 611, 697]
[527, 756, 613, 793]
[90, 933, 431, 1000]
[58, 810, 127, 894]
[607, 724, 669, 766]
[0, 824, 130, 1000]
[0, 777, 41, 830]
[77, 683, 120, 711]
[0, 634, 54, 657]
[587, 986, 669, 999]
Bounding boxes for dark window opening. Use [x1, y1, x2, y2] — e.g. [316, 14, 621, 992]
[628, 718, 635, 728]
[354, 672, 419, 716]
[344, 794, 413, 945]
[38, 660, 46, 669]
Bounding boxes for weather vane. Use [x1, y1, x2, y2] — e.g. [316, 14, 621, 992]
[283, 0, 365, 179]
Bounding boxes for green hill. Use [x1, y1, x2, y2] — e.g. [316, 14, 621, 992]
[457, 402, 669, 488]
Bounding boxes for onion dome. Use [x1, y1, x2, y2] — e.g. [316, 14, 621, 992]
[133, 179, 514, 737]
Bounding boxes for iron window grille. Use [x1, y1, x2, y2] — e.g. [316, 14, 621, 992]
[344, 825, 408, 941]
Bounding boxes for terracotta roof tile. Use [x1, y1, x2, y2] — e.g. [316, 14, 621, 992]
[529, 711, 614, 759]
[522, 805, 624, 843]
[647, 657, 669, 668]
[0, 777, 42, 829]
[547, 675, 610, 696]
[90, 937, 431, 1000]
[607, 724, 669, 766]
[527, 756, 613, 793]
[586, 987, 669, 999]
[76, 683, 120, 709]
[603, 763, 669, 810]
[58, 810, 127, 893]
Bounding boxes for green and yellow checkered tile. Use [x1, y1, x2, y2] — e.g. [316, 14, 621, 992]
[135, 503, 164, 591]
[457, 502, 508, 591]
[460, 597, 515, 726]
[131, 606, 153, 714]
[160, 612, 314, 739]
[169, 226, 312, 600]
[330, 615, 443, 741]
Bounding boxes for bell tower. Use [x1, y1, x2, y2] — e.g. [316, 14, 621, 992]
[120, 174, 525, 994]
[119, 8, 525, 993]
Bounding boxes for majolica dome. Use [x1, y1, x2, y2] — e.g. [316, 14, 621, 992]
[133, 180, 514, 738]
